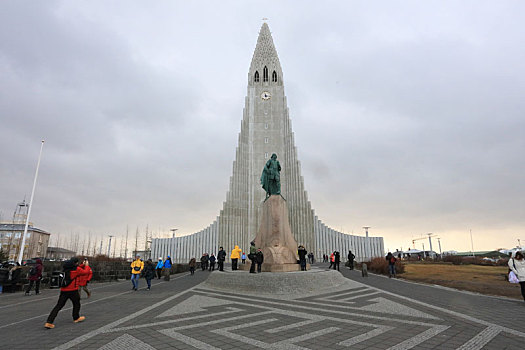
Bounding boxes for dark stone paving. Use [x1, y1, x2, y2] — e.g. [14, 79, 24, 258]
[1, 264, 524, 349]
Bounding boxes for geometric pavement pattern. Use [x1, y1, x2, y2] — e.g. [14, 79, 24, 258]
[52, 278, 525, 350]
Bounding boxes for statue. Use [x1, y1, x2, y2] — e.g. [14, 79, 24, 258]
[253, 153, 303, 271]
[261, 153, 281, 197]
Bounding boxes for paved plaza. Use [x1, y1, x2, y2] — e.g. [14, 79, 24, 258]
[1, 264, 524, 349]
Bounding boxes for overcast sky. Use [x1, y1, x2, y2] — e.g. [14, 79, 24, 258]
[1, 1, 524, 255]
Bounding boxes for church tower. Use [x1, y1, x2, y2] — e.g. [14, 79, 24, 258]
[218, 23, 315, 252]
[151, 23, 384, 263]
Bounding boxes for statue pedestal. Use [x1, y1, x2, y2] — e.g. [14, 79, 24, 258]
[252, 194, 307, 272]
[238, 262, 310, 272]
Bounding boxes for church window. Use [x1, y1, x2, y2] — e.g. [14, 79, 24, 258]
[264, 137, 269, 144]
[265, 152, 268, 158]
[254, 71, 259, 82]
[264, 123, 269, 129]
[263, 66, 268, 82]
[272, 71, 277, 82]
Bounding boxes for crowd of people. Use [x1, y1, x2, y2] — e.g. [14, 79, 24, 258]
[4, 243, 522, 331]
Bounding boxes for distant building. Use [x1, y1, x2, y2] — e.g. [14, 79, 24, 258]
[0, 223, 51, 261]
[45, 247, 77, 260]
[0, 200, 52, 261]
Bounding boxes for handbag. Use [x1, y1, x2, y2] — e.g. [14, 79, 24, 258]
[509, 258, 520, 283]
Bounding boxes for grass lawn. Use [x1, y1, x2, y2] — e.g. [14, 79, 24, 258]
[400, 263, 522, 299]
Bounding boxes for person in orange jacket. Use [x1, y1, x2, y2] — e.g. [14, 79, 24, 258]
[78, 258, 93, 298]
[45, 257, 90, 329]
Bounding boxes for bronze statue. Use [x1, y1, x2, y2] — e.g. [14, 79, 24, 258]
[261, 153, 281, 196]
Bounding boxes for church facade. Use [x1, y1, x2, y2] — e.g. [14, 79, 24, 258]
[151, 23, 384, 262]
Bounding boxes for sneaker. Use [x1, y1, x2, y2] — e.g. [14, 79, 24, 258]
[146, 287, 150, 291]
[25, 292, 31, 296]
[44, 323, 55, 329]
[74, 316, 86, 323]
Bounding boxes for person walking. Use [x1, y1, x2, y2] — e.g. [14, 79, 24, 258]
[508, 251, 525, 301]
[347, 250, 355, 270]
[44, 257, 89, 329]
[256, 248, 264, 273]
[334, 251, 340, 271]
[189, 258, 196, 275]
[329, 252, 335, 269]
[249, 241, 257, 273]
[155, 258, 164, 279]
[386, 252, 397, 278]
[143, 259, 156, 291]
[201, 253, 208, 271]
[241, 252, 247, 264]
[298, 245, 308, 271]
[163, 256, 172, 281]
[25, 258, 43, 295]
[78, 258, 92, 298]
[217, 247, 226, 271]
[130, 255, 144, 291]
[209, 254, 216, 271]
[231, 245, 242, 271]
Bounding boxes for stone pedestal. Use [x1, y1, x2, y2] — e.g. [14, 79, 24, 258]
[252, 194, 305, 271]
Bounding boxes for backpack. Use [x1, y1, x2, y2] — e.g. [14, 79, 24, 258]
[29, 266, 38, 276]
[59, 269, 76, 288]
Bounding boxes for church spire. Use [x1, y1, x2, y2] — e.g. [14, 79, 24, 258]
[249, 23, 283, 85]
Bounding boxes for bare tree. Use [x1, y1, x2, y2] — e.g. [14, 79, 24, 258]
[119, 234, 124, 259]
[86, 232, 92, 257]
[124, 225, 129, 259]
[134, 226, 139, 257]
[112, 237, 117, 258]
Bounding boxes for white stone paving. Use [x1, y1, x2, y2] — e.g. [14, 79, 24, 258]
[51, 278, 525, 350]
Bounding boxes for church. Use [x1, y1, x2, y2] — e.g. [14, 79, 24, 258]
[151, 23, 384, 262]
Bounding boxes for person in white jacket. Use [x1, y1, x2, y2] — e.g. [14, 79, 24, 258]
[508, 251, 525, 301]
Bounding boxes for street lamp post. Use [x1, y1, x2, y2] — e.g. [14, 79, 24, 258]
[362, 226, 371, 261]
[427, 233, 434, 259]
[170, 228, 178, 238]
[17, 140, 45, 265]
[107, 235, 114, 257]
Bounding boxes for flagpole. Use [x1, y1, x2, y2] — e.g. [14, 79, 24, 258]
[17, 140, 45, 264]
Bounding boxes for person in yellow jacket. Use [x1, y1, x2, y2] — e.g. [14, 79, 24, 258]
[130, 255, 144, 291]
[230, 245, 242, 270]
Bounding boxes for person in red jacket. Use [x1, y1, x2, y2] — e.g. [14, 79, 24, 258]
[44, 257, 90, 329]
[78, 258, 93, 298]
[25, 258, 43, 295]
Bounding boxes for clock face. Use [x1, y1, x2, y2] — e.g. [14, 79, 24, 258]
[261, 91, 271, 100]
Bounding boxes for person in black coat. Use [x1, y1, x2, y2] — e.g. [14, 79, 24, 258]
[209, 254, 216, 271]
[255, 249, 264, 273]
[217, 247, 226, 271]
[143, 259, 156, 290]
[200, 254, 208, 271]
[298, 245, 308, 271]
[334, 251, 340, 271]
[347, 250, 355, 270]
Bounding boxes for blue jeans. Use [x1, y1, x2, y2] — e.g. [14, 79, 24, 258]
[131, 274, 140, 289]
[146, 278, 151, 289]
[388, 264, 396, 276]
